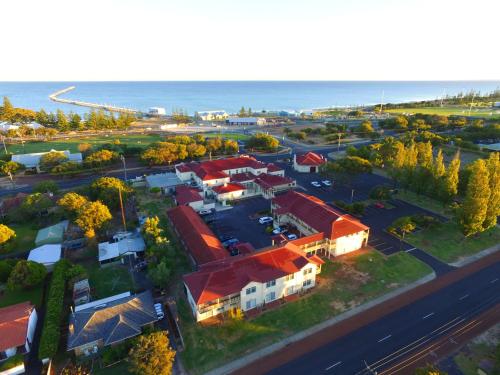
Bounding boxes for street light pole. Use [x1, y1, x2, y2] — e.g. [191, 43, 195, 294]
[351, 189, 354, 203]
[120, 155, 127, 181]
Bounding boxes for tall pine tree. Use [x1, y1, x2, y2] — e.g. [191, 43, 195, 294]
[442, 151, 461, 203]
[483, 152, 500, 230]
[459, 159, 490, 237]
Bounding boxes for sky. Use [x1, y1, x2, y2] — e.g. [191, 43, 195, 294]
[1, 0, 499, 81]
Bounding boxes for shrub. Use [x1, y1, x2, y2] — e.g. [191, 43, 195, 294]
[369, 185, 392, 200]
[7, 260, 47, 291]
[0, 259, 18, 282]
[411, 214, 438, 229]
[0, 354, 24, 371]
[101, 340, 134, 366]
[149, 187, 161, 194]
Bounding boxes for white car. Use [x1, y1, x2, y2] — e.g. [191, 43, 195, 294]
[311, 181, 321, 188]
[272, 227, 287, 235]
[154, 303, 164, 320]
[287, 234, 298, 240]
[259, 216, 273, 225]
[322, 180, 332, 186]
[198, 209, 212, 216]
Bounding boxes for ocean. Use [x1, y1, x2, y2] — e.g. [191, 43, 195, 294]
[0, 81, 498, 115]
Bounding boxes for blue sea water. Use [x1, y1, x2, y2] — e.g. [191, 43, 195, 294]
[0, 81, 498, 115]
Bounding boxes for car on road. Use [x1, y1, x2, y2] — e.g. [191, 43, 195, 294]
[222, 238, 239, 247]
[322, 180, 332, 187]
[154, 303, 164, 320]
[272, 227, 287, 235]
[286, 233, 298, 240]
[198, 209, 213, 216]
[258, 216, 273, 225]
[311, 181, 321, 188]
[374, 202, 385, 209]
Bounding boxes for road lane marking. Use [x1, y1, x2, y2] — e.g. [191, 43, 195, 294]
[491, 278, 499, 284]
[378, 334, 392, 343]
[325, 361, 342, 371]
[405, 247, 416, 253]
[422, 312, 434, 319]
[459, 294, 469, 300]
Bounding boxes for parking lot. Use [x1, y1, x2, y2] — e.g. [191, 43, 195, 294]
[205, 197, 273, 250]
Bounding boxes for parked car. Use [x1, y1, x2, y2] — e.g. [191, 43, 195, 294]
[222, 238, 239, 247]
[272, 227, 287, 235]
[258, 216, 273, 225]
[198, 209, 213, 216]
[134, 260, 148, 271]
[311, 181, 321, 188]
[228, 245, 240, 256]
[287, 234, 298, 240]
[154, 303, 164, 320]
[374, 202, 385, 209]
[322, 180, 332, 187]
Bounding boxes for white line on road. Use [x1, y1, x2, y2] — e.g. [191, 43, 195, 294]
[378, 334, 392, 343]
[405, 247, 417, 253]
[422, 312, 435, 319]
[491, 278, 499, 284]
[325, 361, 342, 371]
[459, 294, 469, 300]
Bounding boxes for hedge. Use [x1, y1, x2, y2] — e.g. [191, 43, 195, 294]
[0, 354, 24, 371]
[38, 259, 85, 359]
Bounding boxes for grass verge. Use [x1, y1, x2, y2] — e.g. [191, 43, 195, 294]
[394, 190, 452, 218]
[179, 249, 431, 374]
[1, 223, 38, 254]
[0, 283, 44, 308]
[86, 263, 134, 299]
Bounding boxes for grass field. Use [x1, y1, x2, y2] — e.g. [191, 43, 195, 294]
[203, 132, 250, 141]
[394, 190, 452, 218]
[180, 250, 431, 374]
[0, 283, 44, 308]
[386, 106, 500, 119]
[406, 222, 500, 263]
[1, 223, 38, 254]
[86, 263, 134, 299]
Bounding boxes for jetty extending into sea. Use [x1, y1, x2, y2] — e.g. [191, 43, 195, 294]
[49, 86, 140, 114]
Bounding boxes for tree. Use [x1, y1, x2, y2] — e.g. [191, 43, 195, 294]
[7, 260, 47, 290]
[60, 363, 90, 375]
[0, 161, 23, 185]
[39, 151, 68, 171]
[143, 216, 163, 241]
[238, 106, 247, 117]
[459, 159, 490, 237]
[21, 193, 54, 218]
[414, 364, 448, 375]
[0, 224, 15, 246]
[56, 110, 69, 131]
[389, 216, 416, 239]
[141, 142, 180, 166]
[206, 137, 223, 154]
[129, 331, 175, 375]
[78, 143, 92, 153]
[58, 192, 88, 216]
[441, 151, 461, 203]
[246, 133, 279, 151]
[147, 259, 171, 287]
[69, 113, 82, 130]
[483, 152, 500, 230]
[90, 177, 133, 209]
[356, 120, 375, 136]
[186, 143, 206, 159]
[0, 97, 14, 121]
[51, 161, 81, 175]
[0, 259, 17, 282]
[223, 139, 238, 154]
[75, 201, 112, 238]
[84, 149, 119, 168]
[34, 180, 59, 194]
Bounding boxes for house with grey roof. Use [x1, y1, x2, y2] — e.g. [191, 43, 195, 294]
[11, 149, 82, 172]
[67, 291, 157, 356]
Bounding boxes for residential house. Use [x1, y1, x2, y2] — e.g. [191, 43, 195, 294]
[293, 152, 326, 173]
[0, 302, 37, 360]
[226, 117, 267, 126]
[272, 190, 369, 257]
[197, 110, 229, 121]
[145, 172, 184, 194]
[183, 243, 323, 322]
[27, 244, 62, 271]
[67, 291, 157, 356]
[167, 205, 229, 267]
[35, 220, 69, 247]
[11, 149, 82, 173]
[98, 234, 146, 266]
[174, 185, 215, 212]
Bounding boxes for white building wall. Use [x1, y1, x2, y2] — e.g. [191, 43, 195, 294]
[333, 231, 367, 256]
[24, 309, 38, 353]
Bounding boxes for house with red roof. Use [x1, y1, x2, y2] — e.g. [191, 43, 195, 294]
[183, 242, 323, 322]
[0, 302, 38, 361]
[272, 191, 369, 257]
[293, 152, 327, 173]
[174, 185, 212, 212]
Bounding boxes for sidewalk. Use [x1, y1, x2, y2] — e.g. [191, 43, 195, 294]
[205, 272, 436, 375]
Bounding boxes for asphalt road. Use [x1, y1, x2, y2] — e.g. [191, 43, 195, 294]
[264, 261, 500, 375]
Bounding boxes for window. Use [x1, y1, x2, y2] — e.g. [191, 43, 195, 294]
[303, 279, 313, 287]
[285, 274, 294, 281]
[266, 280, 276, 288]
[246, 298, 256, 310]
[265, 292, 276, 303]
[246, 286, 256, 295]
[286, 286, 295, 296]
[303, 268, 313, 275]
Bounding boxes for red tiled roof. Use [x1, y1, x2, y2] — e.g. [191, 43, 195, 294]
[175, 185, 203, 206]
[213, 183, 245, 194]
[272, 191, 368, 239]
[254, 173, 295, 190]
[290, 232, 325, 246]
[176, 156, 267, 181]
[183, 243, 318, 305]
[0, 302, 34, 352]
[295, 152, 326, 166]
[234, 242, 254, 255]
[167, 206, 229, 265]
[266, 163, 283, 173]
[230, 172, 257, 183]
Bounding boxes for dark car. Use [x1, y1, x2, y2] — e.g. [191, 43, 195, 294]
[222, 238, 239, 247]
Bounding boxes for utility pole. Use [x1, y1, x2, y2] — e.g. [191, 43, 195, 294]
[351, 189, 355, 203]
[468, 92, 476, 117]
[1, 136, 7, 154]
[118, 187, 127, 232]
[337, 132, 342, 152]
[120, 155, 127, 181]
[379, 90, 385, 113]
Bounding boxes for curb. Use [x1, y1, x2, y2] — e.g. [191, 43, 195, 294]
[450, 243, 500, 268]
[203, 272, 436, 375]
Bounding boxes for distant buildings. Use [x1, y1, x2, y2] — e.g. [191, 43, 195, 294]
[226, 117, 267, 126]
[0, 302, 38, 360]
[293, 151, 327, 173]
[148, 107, 166, 116]
[11, 149, 82, 172]
[67, 291, 157, 356]
[197, 110, 229, 121]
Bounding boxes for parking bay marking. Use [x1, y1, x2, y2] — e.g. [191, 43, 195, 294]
[325, 361, 342, 371]
[422, 312, 435, 319]
[378, 334, 392, 343]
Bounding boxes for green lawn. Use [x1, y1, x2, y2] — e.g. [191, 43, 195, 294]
[394, 190, 452, 218]
[93, 361, 131, 375]
[406, 222, 500, 263]
[203, 132, 250, 141]
[1, 223, 38, 254]
[180, 250, 431, 374]
[86, 263, 134, 299]
[386, 106, 500, 119]
[0, 283, 44, 308]
[4, 134, 163, 154]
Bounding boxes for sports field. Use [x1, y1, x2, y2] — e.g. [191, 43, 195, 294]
[386, 106, 500, 119]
